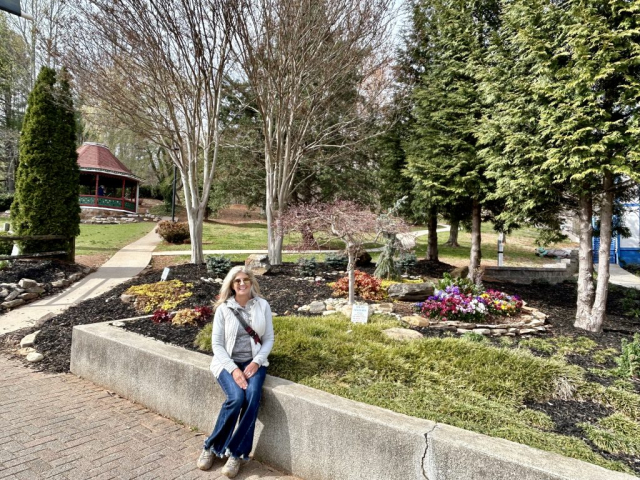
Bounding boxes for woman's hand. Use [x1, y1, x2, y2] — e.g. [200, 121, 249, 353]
[243, 362, 260, 380]
[232, 368, 248, 389]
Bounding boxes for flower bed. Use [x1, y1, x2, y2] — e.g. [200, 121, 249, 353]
[417, 285, 523, 323]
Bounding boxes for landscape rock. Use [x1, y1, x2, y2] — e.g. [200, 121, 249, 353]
[26, 286, 46, 294]
[374, 303, 394, 314]
[120, 294, 136, 304]
[19, 292, 39, 301]
[308, 301, 326, 314]
[18, 347, 35, 356]
[0, 288, 8, 298]
[2, 299, 24, 308]
[450, 265, 469, 279]
[322, 311, 338, 316]
[382, 328, 423, 341]
[18, 278, 38, 289]
[20, 330, 40, 348]
[245, 254, 271, 275]
[5, 289, 20, 301]
[402, 315, 430, 328]
[387, 282, 434, 302]
[51, 279, 68, 288]
[111, 321, 126, 327]
[472, 328, 491, 335]
[68, 273, 83, 282]
[26, 352, 44, 363]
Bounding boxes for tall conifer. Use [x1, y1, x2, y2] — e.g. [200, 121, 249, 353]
[11, 66, 80, 253]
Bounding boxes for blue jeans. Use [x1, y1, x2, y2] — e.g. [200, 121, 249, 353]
[203, 361, 267, 460]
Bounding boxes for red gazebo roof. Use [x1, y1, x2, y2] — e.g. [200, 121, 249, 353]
[77, 143, 139, 180]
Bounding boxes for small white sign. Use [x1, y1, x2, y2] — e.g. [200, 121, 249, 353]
[351, 304, 369, 324]
[161, 267, 171, 281]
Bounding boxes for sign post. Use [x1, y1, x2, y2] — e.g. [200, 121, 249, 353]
[0, 0, 33, 20]
[497, 232, 505, 266]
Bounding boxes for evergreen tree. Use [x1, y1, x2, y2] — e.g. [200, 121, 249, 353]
[11, 66, 80, 254]
[485, 0, 640, 332]
[404, 0, 500, 280]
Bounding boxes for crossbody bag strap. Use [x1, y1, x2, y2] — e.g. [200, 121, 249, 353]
[229, 308, 262, 345]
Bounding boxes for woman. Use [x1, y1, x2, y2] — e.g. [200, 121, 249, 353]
[196, 266, 274, 478]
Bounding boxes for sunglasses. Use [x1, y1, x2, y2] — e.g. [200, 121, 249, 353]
[233, 278, 252, 285]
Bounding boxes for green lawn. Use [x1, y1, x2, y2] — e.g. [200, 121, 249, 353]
[416, 223, 577, 267]
[153, 220, 576, 268]
[154, 222, 380, 253]
[76, 222, 156, 256]
[261, 315, 637, 475]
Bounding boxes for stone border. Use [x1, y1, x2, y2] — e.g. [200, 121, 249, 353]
[402, 306, 551, 337]
[70, 320, 635, 480]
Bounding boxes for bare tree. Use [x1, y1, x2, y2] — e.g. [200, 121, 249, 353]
[234, 0, 393, 264]
[66, 0, 235, 263]
[281, 200, 408, 304]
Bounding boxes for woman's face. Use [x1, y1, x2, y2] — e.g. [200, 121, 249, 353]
[233, 272, 252, 300]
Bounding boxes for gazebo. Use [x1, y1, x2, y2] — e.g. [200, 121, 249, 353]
[77, 143, 140, 214]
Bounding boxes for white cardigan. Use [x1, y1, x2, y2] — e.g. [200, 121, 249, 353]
[209, 296, 275, 378]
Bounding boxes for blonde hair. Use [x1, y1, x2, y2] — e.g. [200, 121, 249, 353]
[214, 265, 261, 309]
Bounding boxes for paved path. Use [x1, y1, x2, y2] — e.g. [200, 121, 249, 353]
[152, 227, 450, 257]
[0, 355, 297, 480]
[608, 264, 640, 290]
[0, 227, 163, 336]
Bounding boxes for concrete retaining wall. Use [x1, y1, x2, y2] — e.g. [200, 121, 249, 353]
[483, 252, 579, 285]
[70, 321, 636, 480]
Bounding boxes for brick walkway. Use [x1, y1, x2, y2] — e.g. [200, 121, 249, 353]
[0, 356, 298, 480]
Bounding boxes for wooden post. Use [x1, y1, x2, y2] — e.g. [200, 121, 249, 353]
[68, 237, 75, 263]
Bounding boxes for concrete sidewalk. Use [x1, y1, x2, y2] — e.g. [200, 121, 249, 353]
[609, 264, 640, 290]
[0, 227, 163, 336]
[0, 355, 297, 480]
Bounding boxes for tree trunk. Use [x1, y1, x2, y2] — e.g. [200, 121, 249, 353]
[185, 203, 205, 264]
[347, 246, 357, 305]
[579, 174, 614, 332]
[468, 198, 482, 284]
[574, 193, 595, 329]
[444, 218, 460, 247]
[302, 225, 319, 249]
[426, 207, 439, 261]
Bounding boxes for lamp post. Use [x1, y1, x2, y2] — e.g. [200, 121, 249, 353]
[0, 0, 33, 19]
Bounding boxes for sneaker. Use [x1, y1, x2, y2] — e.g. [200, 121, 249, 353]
[221, 456, 242, 478]
[196, 448, 215, 471]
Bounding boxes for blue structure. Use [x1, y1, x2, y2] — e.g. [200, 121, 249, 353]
[593, 202, 640, 265]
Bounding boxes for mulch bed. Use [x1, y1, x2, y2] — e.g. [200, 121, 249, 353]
[0, 259, 85, 285]
[2, 259, 640, 474]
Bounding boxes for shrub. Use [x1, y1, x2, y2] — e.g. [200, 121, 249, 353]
[0, 232, 13, 255]
[325, 253, 348, 270]
[125, 279, 193, 313]
[194, 322, 213, 351]
[157, 220, 190, 244]
[436, 272, 483, 296]
[151, 309, 173, 323]
[171, 305, 213, 326]
[297, 257, 316, 277]
[206, 255, 232, 278]
[617, 334, 640, 379]
[331, 270, 385, 301]
[396, 253, 417, 274]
